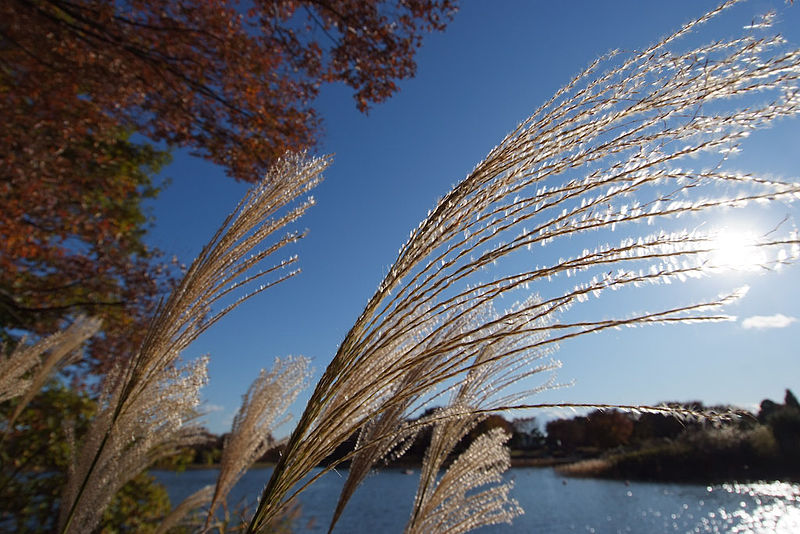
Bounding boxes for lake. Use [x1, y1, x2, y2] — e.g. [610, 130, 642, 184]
[153, 467, 800, 533]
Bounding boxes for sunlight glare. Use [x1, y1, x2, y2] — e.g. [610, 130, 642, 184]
[709, 230, 767, 271]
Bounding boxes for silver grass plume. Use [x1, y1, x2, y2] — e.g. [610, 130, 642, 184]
[156, 484, 215, 534]
[328, 296, 555, 533]
[205, 355, 310, 526]
[57, 153, 326, 534]
[325, 304, 469, 532]
[407, 428, 521, 534]
[406, 297, 554, 533]
[0, 316, 100, 428]
[248, 3, 800, 531]
[58, 356, 208, 533]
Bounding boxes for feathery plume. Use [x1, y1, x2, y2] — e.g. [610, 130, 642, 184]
[206, 355, 310, 525]
[406, 427, 522, 534]
[0, 316, 100, 428]
[248, 4, 800, 531]
[405, 297, 555, 533]
[58, 153, 326, 534]
[156, 484, 215, 534]
[58, 356, 208, 533]
[328, 296, 555, 533]
[324, 303, 468, 533]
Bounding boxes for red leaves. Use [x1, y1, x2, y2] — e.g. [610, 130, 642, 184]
[1, 0, 455, 373]
[2, 0, 456, 180]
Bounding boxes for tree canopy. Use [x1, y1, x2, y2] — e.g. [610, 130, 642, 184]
[1, 0, 456, 369]
[0, 126, 170, 370]
[2, 0, 456, 181]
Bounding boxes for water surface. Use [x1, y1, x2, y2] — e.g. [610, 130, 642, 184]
[153, 467, 800, 532]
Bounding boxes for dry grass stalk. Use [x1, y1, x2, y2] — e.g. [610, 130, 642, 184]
[555, 458, 613, 478]
[407, 427, 521, 534]
[0, 316, 101, 428]
[325, 371, 423, 533]
[206, 355, 310, 527]
[405, 297, 554, 533]
[326, 306, 479, 532]
[156, 484, 215, 534]
[58, 356, 208, 533]
[56, 153, 326, 534]
[248, 4, 800, 531]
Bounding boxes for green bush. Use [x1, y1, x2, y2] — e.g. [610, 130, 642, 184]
[0, 384, 172, 533]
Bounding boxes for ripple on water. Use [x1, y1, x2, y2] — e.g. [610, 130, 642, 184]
[153, 468, 800, 533]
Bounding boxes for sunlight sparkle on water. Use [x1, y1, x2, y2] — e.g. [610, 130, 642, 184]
[705, 481, 800, 533]
[626, 480, 800, 533]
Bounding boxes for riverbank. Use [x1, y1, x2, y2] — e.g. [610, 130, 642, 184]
[164, 389, 800, 484]
[555, 440, 800, 484]
[173, 453, 577, 471]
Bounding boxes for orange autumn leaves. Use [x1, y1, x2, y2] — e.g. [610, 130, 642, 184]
[1, 0, 455, 369]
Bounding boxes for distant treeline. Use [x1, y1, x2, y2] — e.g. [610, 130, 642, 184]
[554, 389, 800, 482]
[166, 389, 800, 482]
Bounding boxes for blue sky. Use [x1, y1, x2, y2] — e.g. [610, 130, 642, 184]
[148, 0, 800, 435]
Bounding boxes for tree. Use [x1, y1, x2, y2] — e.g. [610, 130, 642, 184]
[1, 0, 457, 370]
[1, 0, 457, 182]
[584, 410, 634, 450]
[0, 126, 171, 373]
[759, 389, 800, 458]
[510, 417, 545, 450]
[630, 412, 684, 444]
[0, 383, 172, 532]
[785, 389, 800, 410]
[545, 417, 588, 453]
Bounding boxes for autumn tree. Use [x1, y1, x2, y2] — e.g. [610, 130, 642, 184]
[1, 0, 456, 368]
[545, 417, 588, 453]
[630, 412, 685, 444]
[1, 0, 457, 181]
[0, 123, 170, 370]
[584, 410, 634, 449]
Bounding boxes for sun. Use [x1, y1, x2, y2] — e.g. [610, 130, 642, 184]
[708, 230, 767, 271]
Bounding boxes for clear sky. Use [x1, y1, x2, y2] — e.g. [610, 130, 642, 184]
[147, 0, 800, 435]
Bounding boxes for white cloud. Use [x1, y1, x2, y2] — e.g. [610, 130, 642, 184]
[741, 313, 797, 330]
[204, 403, 225, 413]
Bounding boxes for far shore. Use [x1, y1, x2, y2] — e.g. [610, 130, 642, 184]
[158, 456, 799, 486]
[157, 457, 571, 471]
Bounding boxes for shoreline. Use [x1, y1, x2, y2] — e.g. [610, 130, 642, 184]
[553, 457, 800, 485]
[155, 459, 799, 485]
